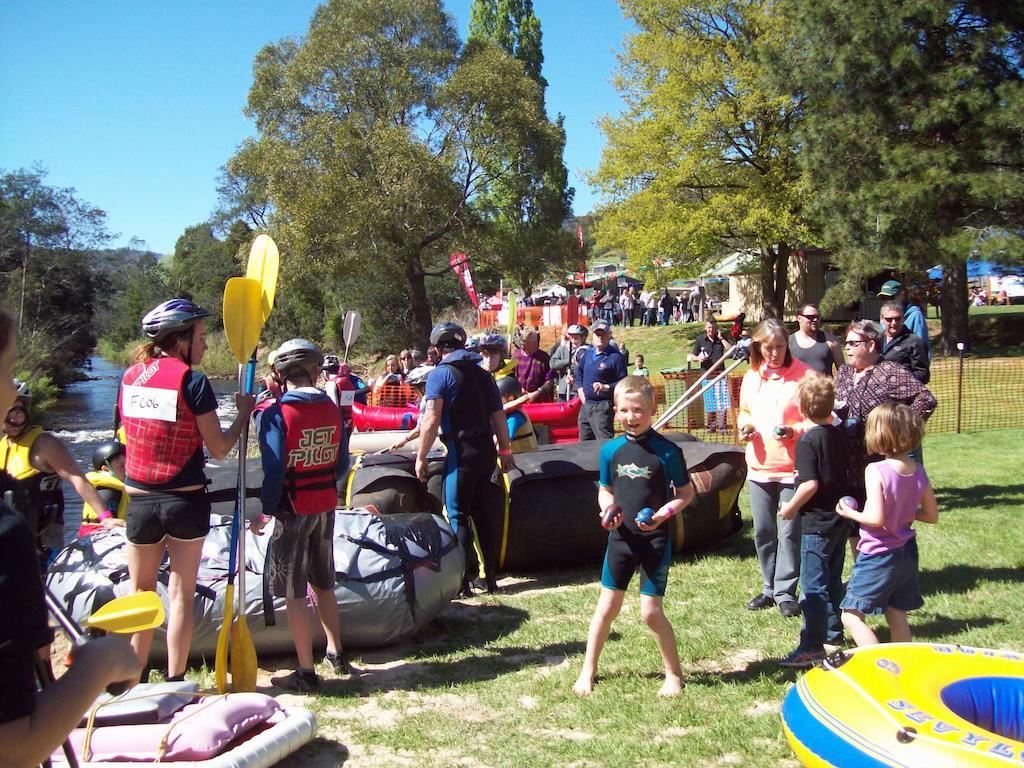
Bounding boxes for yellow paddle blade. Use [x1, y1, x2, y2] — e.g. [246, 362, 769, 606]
[245, 234, 279, 324]
[84, 591, 165, 634]
[215, 583, 235, 694]
[223, 277, 263, 364]
[229, 613, 258, 692]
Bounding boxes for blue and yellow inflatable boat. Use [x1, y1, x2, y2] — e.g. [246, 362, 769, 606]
[782, 643, 1024, 767]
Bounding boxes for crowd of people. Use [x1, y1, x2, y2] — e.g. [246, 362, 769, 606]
[0, 272, 946, 755]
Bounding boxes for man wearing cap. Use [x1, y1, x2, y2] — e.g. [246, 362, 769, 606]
[877, 280, 930, 354]
[574, 320, 628, 440]
[551, 324, 590, 401]
[512, 326, 555, 403]
[416, 323, 514, 595]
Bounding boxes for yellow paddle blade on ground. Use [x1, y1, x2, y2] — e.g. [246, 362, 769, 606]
[84, 591, 165, 634]
[215, 583, 236, 694]
[245, 233, 279, 324]
[223, 277, 263, 365]
[229, 609, 258, 692]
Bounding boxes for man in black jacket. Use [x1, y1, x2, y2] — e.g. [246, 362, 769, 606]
[879, 302, 930, 384]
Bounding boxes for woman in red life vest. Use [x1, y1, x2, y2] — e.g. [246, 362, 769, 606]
[119, 299, 255, 680]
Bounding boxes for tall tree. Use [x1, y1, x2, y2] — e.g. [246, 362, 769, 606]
[467, 0, 577, 294]
[781, 0, 1024, 352]
[592, 0, 810, 319]
[168, 223, 243, 329]
[225, 0, 565, 345]
[0, 168, 111, 384]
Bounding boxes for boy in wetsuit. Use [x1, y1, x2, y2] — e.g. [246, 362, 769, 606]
[573, 375, 696, 698]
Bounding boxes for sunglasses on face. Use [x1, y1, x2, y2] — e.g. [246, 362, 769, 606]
[799, 314, 820, 320]
[882, 316, 904, 323]
[844, 339, 868, 347]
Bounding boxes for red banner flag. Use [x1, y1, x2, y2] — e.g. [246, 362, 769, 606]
[449, 252, 479, 308]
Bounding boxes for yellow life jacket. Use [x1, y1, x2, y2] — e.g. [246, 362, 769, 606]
[0, 425, 64, 530]
[508, 409, 538, 454]
[83, 470, 128, 523]
[0, 425, 45, 480]
[493, 359, 517, 379]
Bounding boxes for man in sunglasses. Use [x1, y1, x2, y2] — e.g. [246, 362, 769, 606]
[788, 303, 844, 375]
[878, 302, 930, 384]
[877, 280, 930, 355]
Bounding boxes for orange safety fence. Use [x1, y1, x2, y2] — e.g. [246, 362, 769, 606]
[651, 356, 1024, 444]
[368, 383, 419, 409]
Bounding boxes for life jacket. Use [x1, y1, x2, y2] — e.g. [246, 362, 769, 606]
[0, 425, 65, 534]
[119, 357, 204, 486]
[507, 409, 538, 454]
[82, 470, 128, 523]
[281, 398, 343, 515]
[440, 359, 496, 453]
[325, 372, 357, 417]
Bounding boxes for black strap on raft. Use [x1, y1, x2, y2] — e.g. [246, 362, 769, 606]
[262, 537, 275, 627]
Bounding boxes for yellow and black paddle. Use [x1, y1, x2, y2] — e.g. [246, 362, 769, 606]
[216, 234, 280, 694]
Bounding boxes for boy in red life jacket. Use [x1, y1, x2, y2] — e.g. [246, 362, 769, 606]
[250, 339, 354, 692]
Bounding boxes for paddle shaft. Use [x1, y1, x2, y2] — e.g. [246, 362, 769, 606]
[658, 354, 728, 428]
[654, 357, 744, 431]
[43, 585, 131, 697]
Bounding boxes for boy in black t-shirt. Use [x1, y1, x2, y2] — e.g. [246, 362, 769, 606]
[777, 375, 850, 668]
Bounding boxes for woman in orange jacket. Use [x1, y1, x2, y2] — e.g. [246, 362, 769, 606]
[737, 319, 815, 618]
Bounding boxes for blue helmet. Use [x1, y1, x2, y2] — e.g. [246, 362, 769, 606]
[142, 299, 212, 342]
[478, 332, 506, 350]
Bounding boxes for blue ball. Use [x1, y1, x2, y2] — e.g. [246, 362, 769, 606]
[636, 507, 655, 525]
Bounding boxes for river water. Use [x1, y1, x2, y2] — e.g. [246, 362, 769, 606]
[46, 357, 238, 541]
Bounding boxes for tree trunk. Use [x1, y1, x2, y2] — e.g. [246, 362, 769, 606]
[759, 243, 789, 319]
[938, 258, 968, 357]
[407, 253, 435, 349]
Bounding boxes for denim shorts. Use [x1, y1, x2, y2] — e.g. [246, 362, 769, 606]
[840, 537, 923, 616]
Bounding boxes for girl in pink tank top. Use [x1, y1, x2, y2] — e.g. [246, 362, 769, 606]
[835, 403, 939, 647]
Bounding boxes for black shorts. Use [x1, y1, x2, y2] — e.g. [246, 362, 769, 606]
[600, 527, 672, 597]
[126, 489, 211, 545]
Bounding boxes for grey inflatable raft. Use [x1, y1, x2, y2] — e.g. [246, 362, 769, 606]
[46, 507, 464, 663]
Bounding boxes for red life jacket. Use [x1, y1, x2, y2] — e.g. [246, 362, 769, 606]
[281, 398, 343, 515]
[325, 372, 356, 417]
[119, 357, 203, 486]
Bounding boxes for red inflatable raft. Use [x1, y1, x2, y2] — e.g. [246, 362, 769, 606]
[351, 398, 582, 443]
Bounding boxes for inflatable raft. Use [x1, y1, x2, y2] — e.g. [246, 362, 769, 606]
[345, 432, 745, 571]
[47, 507, 464, 662]
[782, 643, 1024, 767]
[352, 398, 583, 444]
[52, 687, 316, 768]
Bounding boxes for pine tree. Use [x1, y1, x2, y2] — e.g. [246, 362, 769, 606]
[782, 0, 1024, 353]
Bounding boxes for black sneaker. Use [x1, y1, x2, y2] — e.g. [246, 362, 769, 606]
[271, 669, 320, 692]
[458, 580, 475, 598]
[471, 577, 500, 594]
[324, 650, 357, 675]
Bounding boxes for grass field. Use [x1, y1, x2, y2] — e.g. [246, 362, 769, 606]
[235, 428, 1024, 768]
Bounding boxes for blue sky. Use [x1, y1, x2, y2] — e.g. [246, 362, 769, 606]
[0, 1, 630, 255]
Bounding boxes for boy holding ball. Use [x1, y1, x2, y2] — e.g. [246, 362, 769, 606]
[573, 376, 695, 697]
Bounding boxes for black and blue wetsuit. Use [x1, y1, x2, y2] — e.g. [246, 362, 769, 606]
[424, 349, 502, 586]
[598, 429, 691, 597]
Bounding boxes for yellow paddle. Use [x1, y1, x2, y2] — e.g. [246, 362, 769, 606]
[217, 276, 264, 693]
[84, 590, 165, 634]
[246, 233, 279, 324]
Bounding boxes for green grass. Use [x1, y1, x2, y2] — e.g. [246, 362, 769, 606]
[267, 429, 1024, 768]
